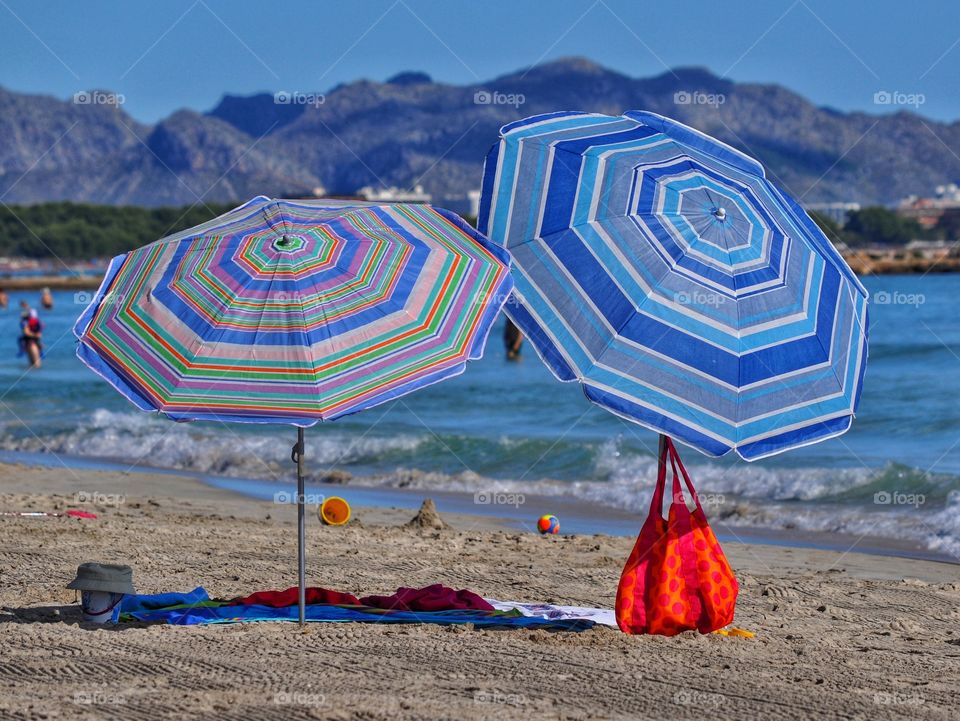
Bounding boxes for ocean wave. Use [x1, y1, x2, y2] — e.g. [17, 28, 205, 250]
[3, 408, 959, 558]
[356, 466, 960, 559]
[0, 408, 428, 481]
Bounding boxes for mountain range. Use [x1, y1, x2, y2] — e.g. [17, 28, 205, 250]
[1, 57, 958, 210]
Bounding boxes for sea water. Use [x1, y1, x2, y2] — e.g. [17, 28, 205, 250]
[1, 277, 958, 558]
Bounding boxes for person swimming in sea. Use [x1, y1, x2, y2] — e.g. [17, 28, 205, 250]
[18, 302, 43, 368]
[40, 287, 53, 310]
[0, 288, 8, 310]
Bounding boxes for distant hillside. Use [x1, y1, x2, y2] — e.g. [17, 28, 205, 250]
[2, 58, 960, 208]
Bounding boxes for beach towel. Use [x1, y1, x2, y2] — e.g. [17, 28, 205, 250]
[359, 584, 493, 612]
[121, 603, 593, 630]
[486, 599, 617, 628]
[113, 584, 592, 630]
[228, 587, 360, 607]
[616, 437, 738, 635]
[112, 587, 211, 622]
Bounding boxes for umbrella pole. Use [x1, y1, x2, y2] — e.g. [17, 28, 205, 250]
[295, 427, 306, 626]
[657, 433, 667, 477]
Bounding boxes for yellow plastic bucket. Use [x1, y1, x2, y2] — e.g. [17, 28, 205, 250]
[319, 496, 351, 526]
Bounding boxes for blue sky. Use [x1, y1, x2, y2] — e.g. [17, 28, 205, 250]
[1, 0, 958, 123]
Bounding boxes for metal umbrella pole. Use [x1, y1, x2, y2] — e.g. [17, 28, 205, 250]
[658, 433, 668, 482]
[291, 428, 306, 626]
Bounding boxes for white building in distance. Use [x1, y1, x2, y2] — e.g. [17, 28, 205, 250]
[357, 184, 432, 203]
[805, 202, 861, 226]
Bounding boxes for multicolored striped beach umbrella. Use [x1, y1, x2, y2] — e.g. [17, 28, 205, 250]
[75, 196, 512, 425]
[479, 111, 868, 461]
[75, 196, 512, 625]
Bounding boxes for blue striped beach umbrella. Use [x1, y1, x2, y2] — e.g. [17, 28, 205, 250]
[479, 111, 868, 460]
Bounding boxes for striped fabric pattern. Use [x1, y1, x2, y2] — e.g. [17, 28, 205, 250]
[75, 196, 512, 425]
[479, 111, 868, 460]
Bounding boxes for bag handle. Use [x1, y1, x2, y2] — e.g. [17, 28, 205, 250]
[664, 437, 705, 515]
[647, 437, 669, 518]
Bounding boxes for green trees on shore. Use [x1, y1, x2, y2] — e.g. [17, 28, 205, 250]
[810, 206, 934, 247]
[0, 202, 235, 259]
[0, 201, 950, 260]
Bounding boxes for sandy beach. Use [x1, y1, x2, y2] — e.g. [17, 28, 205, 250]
[0, 461, 957, 721]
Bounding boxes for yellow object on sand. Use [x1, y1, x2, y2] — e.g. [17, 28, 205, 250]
[319, 496, 351, 526]
[713, 627, 755, 638]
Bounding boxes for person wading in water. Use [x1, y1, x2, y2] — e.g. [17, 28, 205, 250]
[18, 302, 43, 368]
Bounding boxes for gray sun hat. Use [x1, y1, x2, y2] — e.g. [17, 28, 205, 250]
[66, 563, 136, 594]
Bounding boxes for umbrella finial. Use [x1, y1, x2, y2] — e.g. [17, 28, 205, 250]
[273, 234, 304, 253]
[713, 207, 727, 221]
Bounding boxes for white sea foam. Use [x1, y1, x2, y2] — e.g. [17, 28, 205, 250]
[0, 408, 427, 480]
[2, 408, 958, 559]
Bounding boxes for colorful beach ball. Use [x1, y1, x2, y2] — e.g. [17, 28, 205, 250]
[537, 514, 560, 535]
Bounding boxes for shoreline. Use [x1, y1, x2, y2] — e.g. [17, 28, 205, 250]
[2, 451, 956, 566]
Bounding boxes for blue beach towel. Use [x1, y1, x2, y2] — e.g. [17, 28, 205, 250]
[113, 587, 211, 622]
[121, 600, 594, 630]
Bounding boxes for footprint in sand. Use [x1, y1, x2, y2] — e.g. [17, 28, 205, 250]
[760, 584, 801, 600]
